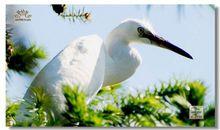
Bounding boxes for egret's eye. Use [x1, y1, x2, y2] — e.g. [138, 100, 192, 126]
[137, 27, 145, 37]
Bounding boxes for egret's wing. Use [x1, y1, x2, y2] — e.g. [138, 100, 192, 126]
[24, 35, 105, 112]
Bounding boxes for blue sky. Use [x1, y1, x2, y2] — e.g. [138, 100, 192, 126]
[6, 5, 215, 105]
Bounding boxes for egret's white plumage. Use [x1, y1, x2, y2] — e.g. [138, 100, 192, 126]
[22, 35, 105, 112]
[17, 19, 192, 122]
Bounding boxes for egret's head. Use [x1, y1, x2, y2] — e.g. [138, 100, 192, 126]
[118, 19, 193, 59]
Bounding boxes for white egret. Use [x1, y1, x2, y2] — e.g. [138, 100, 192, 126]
[17, 19, 193, 121]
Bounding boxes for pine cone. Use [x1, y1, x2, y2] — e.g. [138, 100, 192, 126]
[52, 4, 66, 15]
[84, 12, 91, 20]
[6, 39, 14, 64]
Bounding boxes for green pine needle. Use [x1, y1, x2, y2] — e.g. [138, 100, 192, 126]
[6, 81, 215, 127]
[7, 44, 47, 75]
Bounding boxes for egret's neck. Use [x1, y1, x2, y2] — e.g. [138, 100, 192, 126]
[103, 32, 142, 86]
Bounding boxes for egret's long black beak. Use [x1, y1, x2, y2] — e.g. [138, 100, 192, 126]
[142, 32, 193, 59]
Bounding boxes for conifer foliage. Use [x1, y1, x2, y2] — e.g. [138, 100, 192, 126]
[6, 81, 215, 127]
[6, 29, 47, 75]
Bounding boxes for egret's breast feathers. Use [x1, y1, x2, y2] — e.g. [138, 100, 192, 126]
[103, 46, 141, 86]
